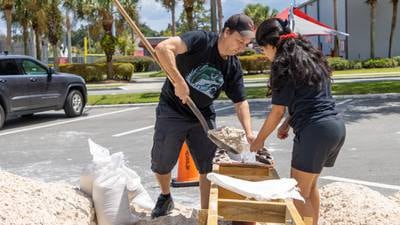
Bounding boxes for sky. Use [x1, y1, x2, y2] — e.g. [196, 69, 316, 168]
[0, 0, 308, 34]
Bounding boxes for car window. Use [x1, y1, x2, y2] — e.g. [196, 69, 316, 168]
[21, 60, 48, 75]
[0, 59, 20, 76]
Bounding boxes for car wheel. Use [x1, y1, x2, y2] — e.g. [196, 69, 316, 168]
[64, 90, 84, 117]
[0, 105, 5, 129]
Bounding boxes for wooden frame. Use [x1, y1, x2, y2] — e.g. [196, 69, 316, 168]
[199, 163, 312, 225]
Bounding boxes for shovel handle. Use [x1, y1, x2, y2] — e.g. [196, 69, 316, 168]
[113, 0, 210, 133]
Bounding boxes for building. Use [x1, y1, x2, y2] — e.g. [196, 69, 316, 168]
[298, 0, 400, 60]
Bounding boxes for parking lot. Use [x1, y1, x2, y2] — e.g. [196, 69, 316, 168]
[0, 94, 399, 208]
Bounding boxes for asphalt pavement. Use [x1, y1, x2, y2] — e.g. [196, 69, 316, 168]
[0, 94, 399, 208]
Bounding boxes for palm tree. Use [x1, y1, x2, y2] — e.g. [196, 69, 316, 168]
[183, 0, 205, 31]
[366, 0, 378, 59]
[46, 0, 63, 68]
[0, 0, 15, 52]
[28, 0, 49, 60]
[14, 0, 30, 55]
[156, 0, 177, 36]
[79, 0, 138, 79]
[243, 3, 278, 27]
[63, 0, 78, 63]
[389, 0, 398, 57]
[216, 0, 223, 32]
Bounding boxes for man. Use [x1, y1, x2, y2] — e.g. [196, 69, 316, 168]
[151, 14, 256, 218]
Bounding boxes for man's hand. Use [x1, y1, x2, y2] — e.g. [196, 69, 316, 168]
[174, 81, 190, 104]
[277, 123, 290, 140]
[250, 137, 264, 152]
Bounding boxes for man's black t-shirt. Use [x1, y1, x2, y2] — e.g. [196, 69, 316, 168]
[271, 77, 338, 134]
[159, 30, 246, 120]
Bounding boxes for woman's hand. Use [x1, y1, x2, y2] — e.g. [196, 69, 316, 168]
[277, 123, 290, 140]
[246, 133, 256, 145]
[250, 137, 264, 152]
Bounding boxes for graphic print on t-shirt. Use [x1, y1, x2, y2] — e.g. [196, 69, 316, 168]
[185, 64, 224, 98]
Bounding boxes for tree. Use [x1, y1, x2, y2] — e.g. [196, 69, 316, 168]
[243, 3, 278, 27]
[366, 0, 378, 59]
[14, 0, 30, 55]
[216, 0, 223, 32]
[0, 0, 15, 52]
[139, 23, 160, 37]
[178, 0, 210, 33]
[389, 0, 399, 57]
[78, 0, 138, 79]
[46, 0, 63, 68]
[183, 0, 205, 31]
[28, 0, 49, 60]
[156, 0, 177, 36]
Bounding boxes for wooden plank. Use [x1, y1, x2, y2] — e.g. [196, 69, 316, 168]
[218, 165, 273, 181]
[218, 199, 287, 223]
[197, 209, 208, 225]
[284, 199, 306, 225]
[207, 184, 219, 225]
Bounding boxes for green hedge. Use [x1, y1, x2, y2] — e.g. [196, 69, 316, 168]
[59, 63, 134, 82]
[95, 55, 156, 72]
[362, 58, 398, 68]
[328, 57, 400, 70]
[239, 54, 270, 74]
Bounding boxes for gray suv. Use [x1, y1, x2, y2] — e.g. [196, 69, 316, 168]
[0, 54, 87, 129]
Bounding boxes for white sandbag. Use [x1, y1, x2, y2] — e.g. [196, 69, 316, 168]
[122, 165, 154, 210]
[92, 153, 139, 225]
[80, 139, 112, 196]
[207, 173, 304, 202]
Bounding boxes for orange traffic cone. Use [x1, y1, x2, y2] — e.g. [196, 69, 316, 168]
[171, 142, 199, 187]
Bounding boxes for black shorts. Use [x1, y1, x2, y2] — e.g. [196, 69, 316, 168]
[291, 118, 346, 174]
[151, 102, 217, 174]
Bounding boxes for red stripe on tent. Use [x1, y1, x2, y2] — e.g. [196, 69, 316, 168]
[275, 7, 333, 30]
[293, 8, 333, 29]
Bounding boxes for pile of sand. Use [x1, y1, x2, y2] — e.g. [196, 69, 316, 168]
[0, 171, 95, 225]
[2, 171, 400, 225]
[319, 182, 400, 225]
[0, 171, 198, 225]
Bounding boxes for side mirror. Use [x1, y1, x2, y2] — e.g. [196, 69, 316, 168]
[48, 67, 55, 76]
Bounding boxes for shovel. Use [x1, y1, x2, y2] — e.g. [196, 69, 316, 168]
[113, 0, 240, 154]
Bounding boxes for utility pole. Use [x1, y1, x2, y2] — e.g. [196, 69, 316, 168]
[210, 0, 217, 32]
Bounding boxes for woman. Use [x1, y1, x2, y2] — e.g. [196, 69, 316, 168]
[250, 18, 346, 225]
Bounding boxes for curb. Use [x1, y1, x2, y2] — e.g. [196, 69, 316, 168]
[86, 93, 400, 108]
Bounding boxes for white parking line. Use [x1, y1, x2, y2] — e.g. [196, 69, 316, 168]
[337, 99, 353, 106]
[215, 105, 234, 112]
[112, 125, 155, 137]
[0, 107, 140, 137]
[113, 105, 236, 137]
[321, 176, 400, 191]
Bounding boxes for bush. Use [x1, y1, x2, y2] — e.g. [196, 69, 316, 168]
[59, 63, 134, 82]
[392, 56, 400, 65]
[327, 57, 352, 70]
[113, 63, 134, 81]
[59, 64, 104, 82]
[95, 55, 156, 72]
[239, 49, 257, 56]
[239, 54, 270, 74]
[362, 58, 398, 68]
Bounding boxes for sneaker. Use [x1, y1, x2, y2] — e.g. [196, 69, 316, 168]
[151, 194, 174, 219]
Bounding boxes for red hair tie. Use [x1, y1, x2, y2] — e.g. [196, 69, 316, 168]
[279, 33, 298, 40]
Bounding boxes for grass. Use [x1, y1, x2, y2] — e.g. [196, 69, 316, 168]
[243, 67, 400, 80]
[87, 81, 400, 105]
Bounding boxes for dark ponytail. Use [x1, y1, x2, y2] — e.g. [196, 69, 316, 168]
[256, 18, 331, 90]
